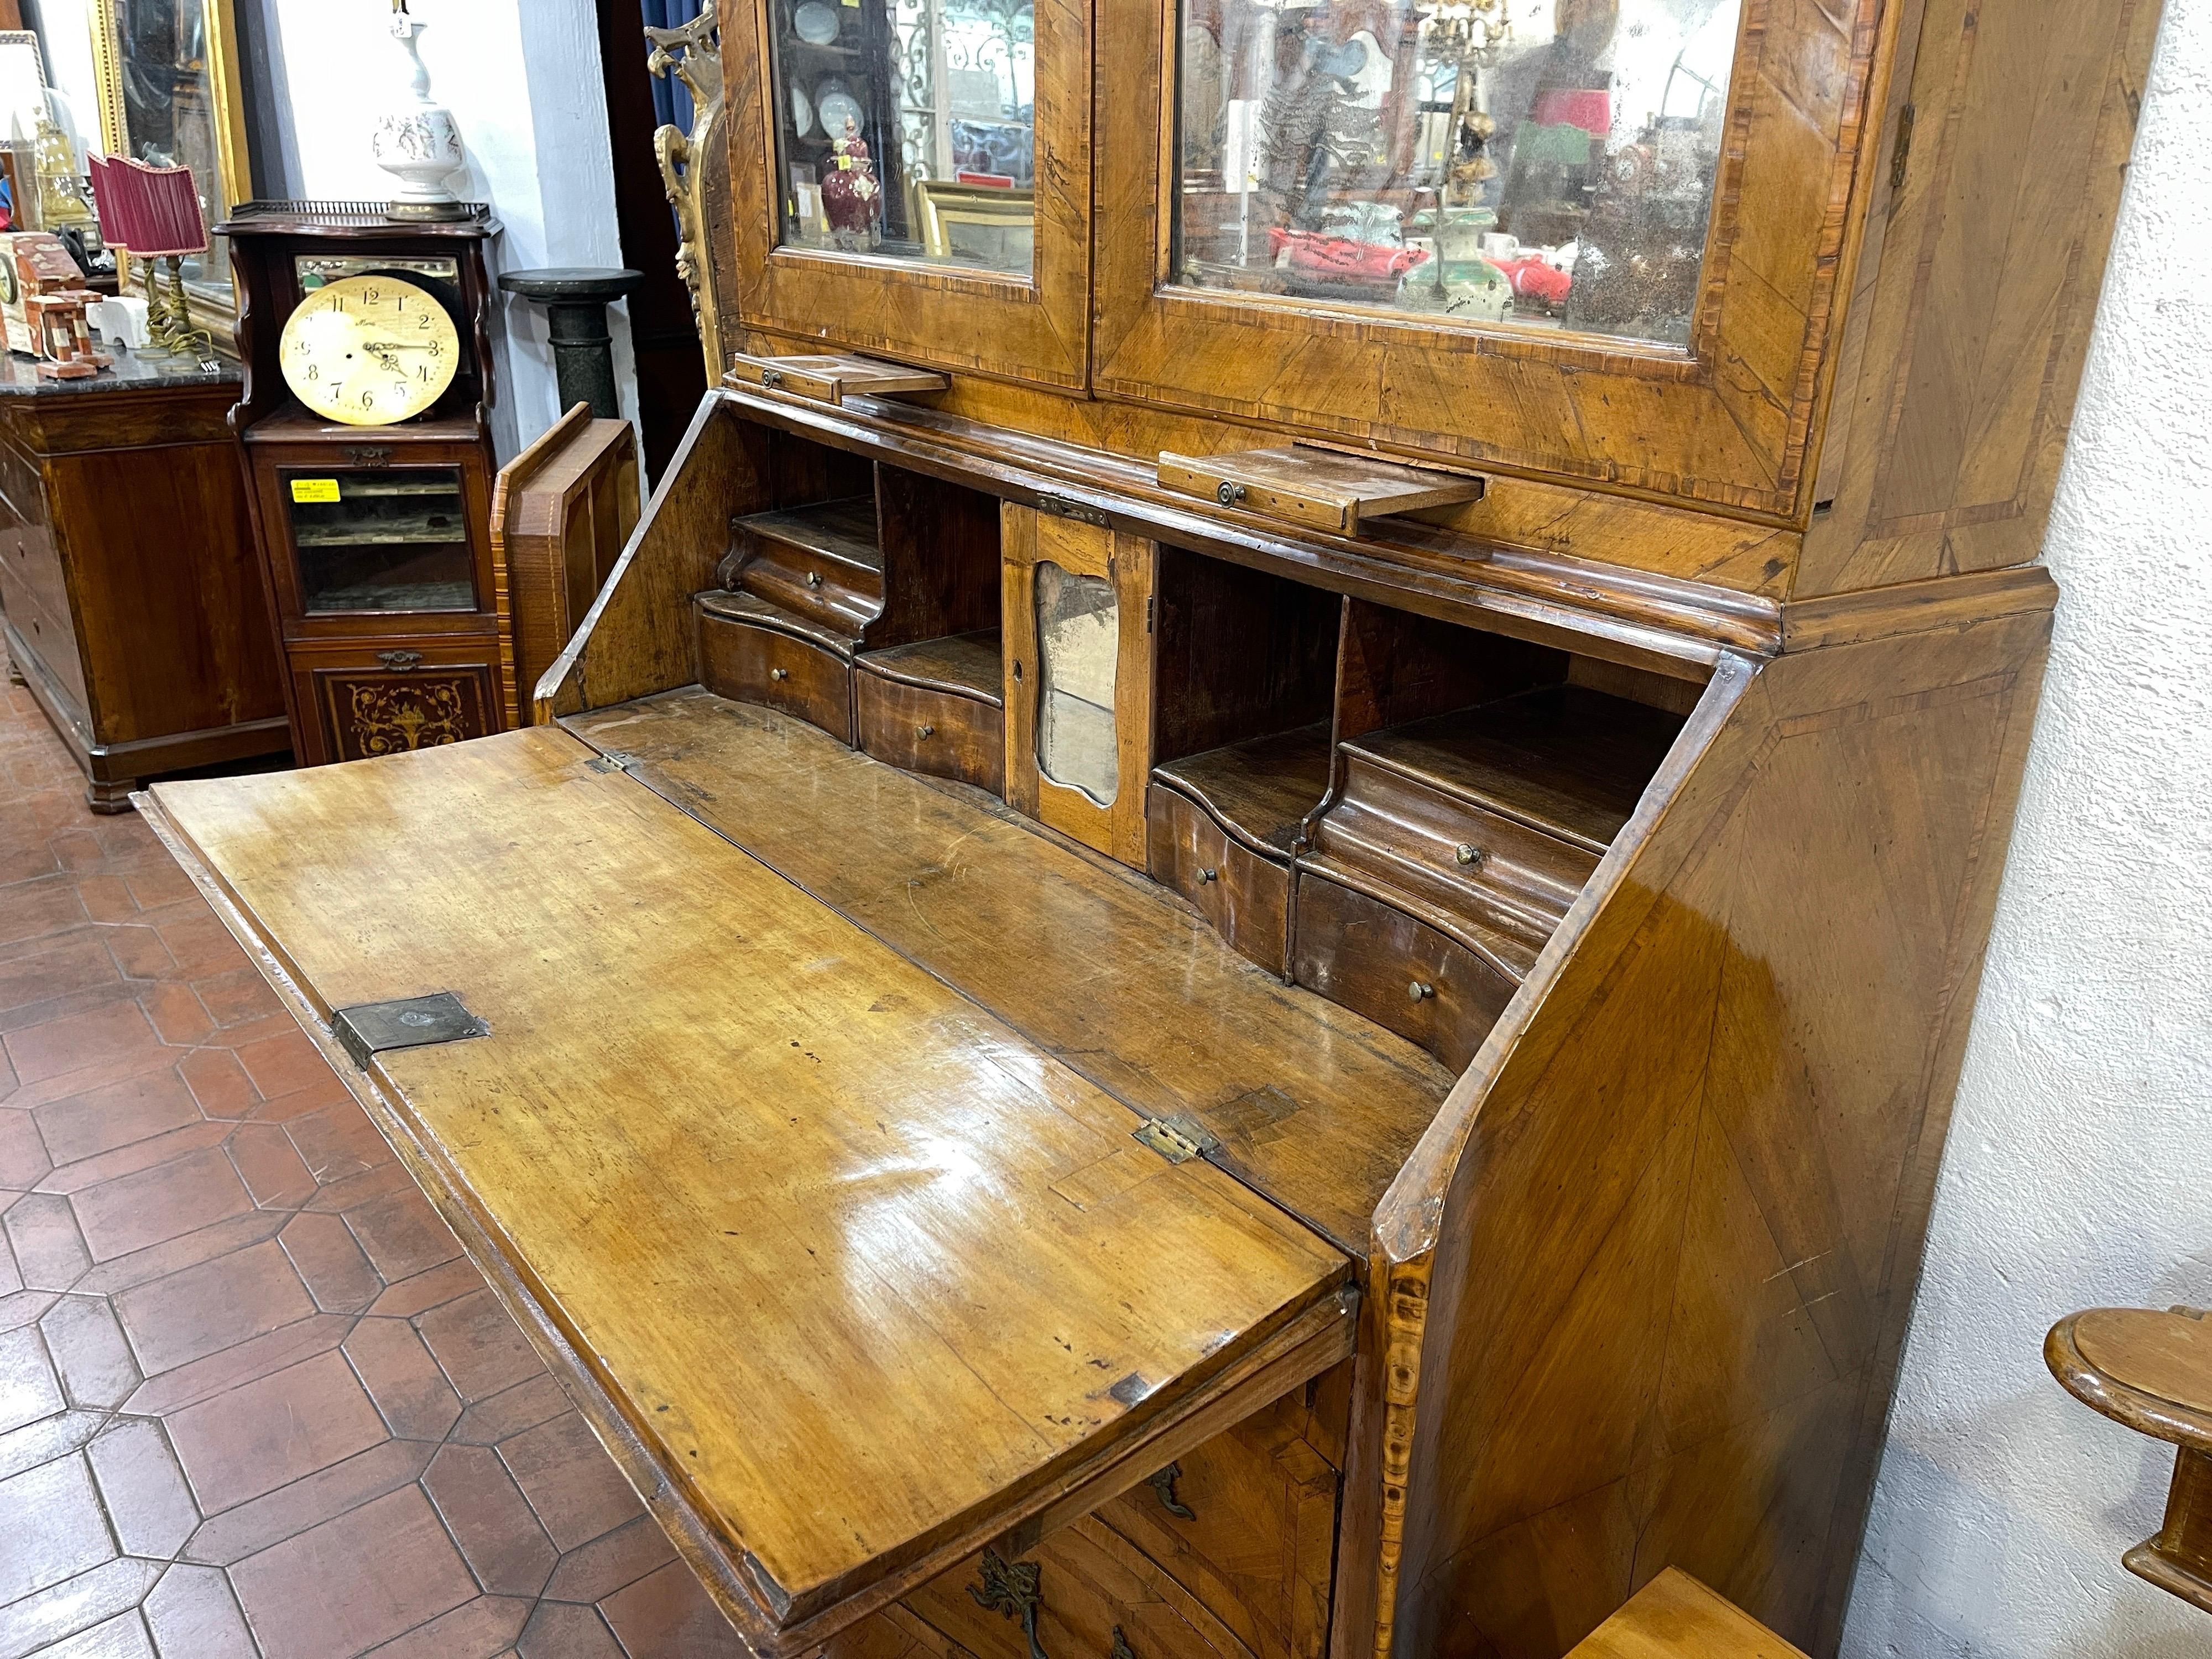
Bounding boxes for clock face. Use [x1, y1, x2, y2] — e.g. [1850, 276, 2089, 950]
[280, 274, 461, 427]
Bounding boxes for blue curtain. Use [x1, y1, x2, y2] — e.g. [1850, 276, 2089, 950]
[641, 0, 710, 133]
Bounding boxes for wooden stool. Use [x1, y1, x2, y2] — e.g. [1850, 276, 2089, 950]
[1567, 1570, 1810, 1658]
[2047, 1306, 2212, 1613]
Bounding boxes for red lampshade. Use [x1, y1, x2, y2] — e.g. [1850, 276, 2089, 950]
[87, 155, 207, 257]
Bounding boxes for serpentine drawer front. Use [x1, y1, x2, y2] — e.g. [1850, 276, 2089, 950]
[141, 727, 1353, 1657]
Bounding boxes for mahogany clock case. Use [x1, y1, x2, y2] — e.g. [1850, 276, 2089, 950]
[221, 205, 513, 768]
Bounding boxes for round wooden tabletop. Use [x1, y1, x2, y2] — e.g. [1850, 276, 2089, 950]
[2047, 1307, 2212, 1452]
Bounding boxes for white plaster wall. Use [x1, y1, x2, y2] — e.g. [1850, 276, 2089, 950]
[1839, 2, 2212, 1654]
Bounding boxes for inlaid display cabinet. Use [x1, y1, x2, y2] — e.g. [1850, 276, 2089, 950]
[141, 4, 2157, 1658]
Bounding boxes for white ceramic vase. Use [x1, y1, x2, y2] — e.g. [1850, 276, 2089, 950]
[372, 14, 467, 219]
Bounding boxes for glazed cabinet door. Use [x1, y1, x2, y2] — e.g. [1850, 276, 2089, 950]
[1093, 0, 1891, 518]
[726, 0, 1093, 387]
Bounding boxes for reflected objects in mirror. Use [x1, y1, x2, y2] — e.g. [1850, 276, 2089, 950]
[88, 0, 253, 345]
[1172, 0, 1741, 347]
[770, 0, 1039, 275]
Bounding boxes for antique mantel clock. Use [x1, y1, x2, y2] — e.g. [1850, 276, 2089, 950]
[221, 202, 515, 767]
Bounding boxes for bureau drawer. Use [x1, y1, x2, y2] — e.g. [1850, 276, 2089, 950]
[903, 1517, 1253, 1659]
[697, 606, 854, 744]
[855, 669, 1004, 794]
[1290, 872, 1516, 1074]
[1147, 785, 1291, 978]
[1, 566, 87, 712]
[1099, 1385, 1342, 1659]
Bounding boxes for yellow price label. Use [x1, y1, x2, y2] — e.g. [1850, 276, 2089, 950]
[290, 478, 341, 504]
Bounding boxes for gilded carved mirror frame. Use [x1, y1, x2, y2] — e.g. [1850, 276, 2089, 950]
[87, 0, 254, 348]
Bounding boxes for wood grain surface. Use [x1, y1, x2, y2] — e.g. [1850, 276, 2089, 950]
[145, 727, 1349, 1644]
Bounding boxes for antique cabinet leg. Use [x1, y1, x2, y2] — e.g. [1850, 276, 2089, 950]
[86, 776, 137, 815]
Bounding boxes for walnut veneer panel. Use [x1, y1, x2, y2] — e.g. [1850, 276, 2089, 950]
[565, 690, 1456, 1255]
[144, 726, 1348, 1644]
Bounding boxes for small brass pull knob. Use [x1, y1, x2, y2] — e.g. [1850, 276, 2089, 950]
[769, 667, 790, 682]
[377, 650, 424, 671]
[1216, 480, 1248, 507]
[1408, 980, 1435, 1002]
[1196, 868, 1218, 885]
[1455, 843, 1484, 867]
[805, 571, 823, 589]
[916, 723, 936, 739]
[759, 368, 785, 389]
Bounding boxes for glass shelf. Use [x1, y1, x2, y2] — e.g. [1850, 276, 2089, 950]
[284, 468, 477, 617]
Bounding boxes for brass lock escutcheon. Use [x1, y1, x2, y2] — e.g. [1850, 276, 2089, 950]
[377, 650, 424, 671]
[1147, 1461, 1196, 1520]
[969, 1547, 1048, 1659]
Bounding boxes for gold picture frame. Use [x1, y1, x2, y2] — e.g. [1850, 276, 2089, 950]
[88, 0, 254, 350]
[910, 179, 1035, 274]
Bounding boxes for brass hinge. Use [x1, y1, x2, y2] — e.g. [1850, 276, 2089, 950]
[1890, 103, 1916, 192]
[587, 749, 639, 774]
[331, 992, 489, 1071]
[1037, 491, 1110, 528]
[1133, 1114, 1221, 1164]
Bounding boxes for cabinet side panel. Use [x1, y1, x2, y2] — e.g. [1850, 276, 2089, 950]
[1379, 606, 2052, 1659]
[1797, 0, 2161, 595]
[537, 395, 763, 718]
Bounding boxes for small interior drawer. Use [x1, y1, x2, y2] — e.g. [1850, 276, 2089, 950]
[1290, 870, 1517, 1074]
[855, 668, 1004, 795]
[696, 595, 854, 744]
[1147, 784, 1291, 978]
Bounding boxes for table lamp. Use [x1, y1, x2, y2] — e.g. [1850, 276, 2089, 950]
[87, 153, 211, 357]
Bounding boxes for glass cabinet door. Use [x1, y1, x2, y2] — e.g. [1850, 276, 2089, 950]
[1096, 0, 1885, 520]
[769, 0, 1038, 276]
[283, 469, 478, 617]
[730, 0, 1089, 385]
[1175, 0, 1740, 347]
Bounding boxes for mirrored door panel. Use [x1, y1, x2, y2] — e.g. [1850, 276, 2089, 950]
[769, 0, 1037, 275]
[1175, 0, 1741, 346]
[1097, 0, 1884, 518]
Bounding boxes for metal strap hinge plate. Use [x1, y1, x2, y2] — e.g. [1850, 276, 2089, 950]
[1133, 1114, 1222, 1165]
[1036, 491, 1110, 528]
[587, 749, 639, 773]
[331, 992, 490, 1071]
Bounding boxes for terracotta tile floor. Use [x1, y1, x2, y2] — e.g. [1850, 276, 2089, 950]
[0, 671, 745, 1657]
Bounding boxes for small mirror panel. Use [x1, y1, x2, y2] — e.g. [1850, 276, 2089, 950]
[1034, 560, 1119, 805]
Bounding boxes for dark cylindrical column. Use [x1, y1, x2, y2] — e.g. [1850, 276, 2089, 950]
[498, 268, 645, 419]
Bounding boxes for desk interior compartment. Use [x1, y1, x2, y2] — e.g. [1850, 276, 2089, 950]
[1293, 601, 1704, 1068]
[1146, 546, 1340, 975]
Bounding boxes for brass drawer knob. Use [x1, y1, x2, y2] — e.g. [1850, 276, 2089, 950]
[759, 368, 785, 389]
[1196, 868, 1218, 885]
[915, 723, 936, 739]
[769, 667, 789, 682]
[1408, 980, 1435, 1002]
[1216, 480, 1248, 507]
[805, 571, 823, 589]
[1455, 843, 1485, 868]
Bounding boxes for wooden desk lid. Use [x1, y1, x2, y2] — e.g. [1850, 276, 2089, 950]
[143, 728, 1348, 1642]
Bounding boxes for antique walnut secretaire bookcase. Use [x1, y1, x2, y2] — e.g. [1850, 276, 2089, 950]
[143, 2, 2157, 1656]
